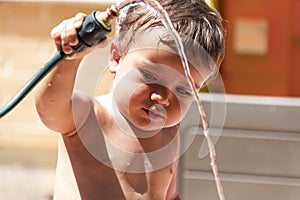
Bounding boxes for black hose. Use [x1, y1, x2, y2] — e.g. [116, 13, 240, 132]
[0, 51, 67, 119]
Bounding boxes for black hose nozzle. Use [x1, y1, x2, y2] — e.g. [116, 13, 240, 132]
[0, 5, 120, 119]
[72, 4, 120, 54]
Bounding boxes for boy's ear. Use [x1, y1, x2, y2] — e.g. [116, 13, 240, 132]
[109, 43, 122, 74]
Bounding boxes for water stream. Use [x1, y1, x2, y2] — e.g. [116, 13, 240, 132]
[116, 1, 226, 199]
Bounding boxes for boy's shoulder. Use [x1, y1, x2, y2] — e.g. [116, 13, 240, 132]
[93, 93, 115, 126]
[94, 93, 114, 120]
[94, 93, 113, 109]
[65, 91, 112, 136]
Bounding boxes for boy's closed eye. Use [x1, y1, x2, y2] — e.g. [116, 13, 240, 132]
[140, 69, 158, 82]
[175, 86, 192, 97]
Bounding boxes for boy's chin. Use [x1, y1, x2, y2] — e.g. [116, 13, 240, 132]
[127, 119, 166, 137]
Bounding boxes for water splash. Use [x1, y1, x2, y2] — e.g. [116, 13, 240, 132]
[116, 1, 225, 199]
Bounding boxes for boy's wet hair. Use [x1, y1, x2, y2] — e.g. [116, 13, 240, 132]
[116, 0, 226, 70]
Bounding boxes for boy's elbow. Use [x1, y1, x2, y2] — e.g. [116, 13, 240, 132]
[35, 99, 73, 133]
[35, 91, 93, 134]
[35, 102, 60, 132]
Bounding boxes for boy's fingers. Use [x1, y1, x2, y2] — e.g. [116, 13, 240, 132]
[61, 32, 73, 54]
[50, 13, 85, 53]
[50, 24, 62, 45]
[73, 12, 87, 29]
[50, 12, 105, 57]
[65, 20, 79, 46]
[60, 20, 76, 54]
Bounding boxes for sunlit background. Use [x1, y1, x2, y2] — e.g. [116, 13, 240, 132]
[0, 0, 299, 199]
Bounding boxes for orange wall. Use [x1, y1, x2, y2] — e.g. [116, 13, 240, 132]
[222, 0, 299, 97]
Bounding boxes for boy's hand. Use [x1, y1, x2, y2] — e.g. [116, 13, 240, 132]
[50, 12, 107, 60]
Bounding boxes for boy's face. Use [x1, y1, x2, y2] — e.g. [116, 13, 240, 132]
[112, 48, 203, 131]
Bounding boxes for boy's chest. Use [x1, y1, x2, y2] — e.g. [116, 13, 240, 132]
[103, 128, 178, 199]
[62, 133, 176, 200]
[116, 167, 175, 200]
[103, 123, 179, 174]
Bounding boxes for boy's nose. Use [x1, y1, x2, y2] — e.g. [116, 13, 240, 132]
[150, 89, 171, 107]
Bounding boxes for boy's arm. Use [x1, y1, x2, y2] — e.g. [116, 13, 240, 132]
[35, 58, 83, 134]
[35, 13, 104, 134]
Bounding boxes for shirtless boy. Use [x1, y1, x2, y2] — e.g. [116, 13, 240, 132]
[35, 0, 225, 199]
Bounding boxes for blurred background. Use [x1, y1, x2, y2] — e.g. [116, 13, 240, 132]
[0, 0, 299, 199]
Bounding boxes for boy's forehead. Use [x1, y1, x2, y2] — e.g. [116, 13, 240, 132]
[126, 28, 217, 82]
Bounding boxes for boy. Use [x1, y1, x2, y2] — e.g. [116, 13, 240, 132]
[35, 0, 225, 199]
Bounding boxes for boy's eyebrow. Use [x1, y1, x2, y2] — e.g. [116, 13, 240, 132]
[140, 59, 162, 71]
[139, 58, 202, 89]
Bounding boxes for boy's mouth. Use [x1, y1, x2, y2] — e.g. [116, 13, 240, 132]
[143, 105, 166, 121]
